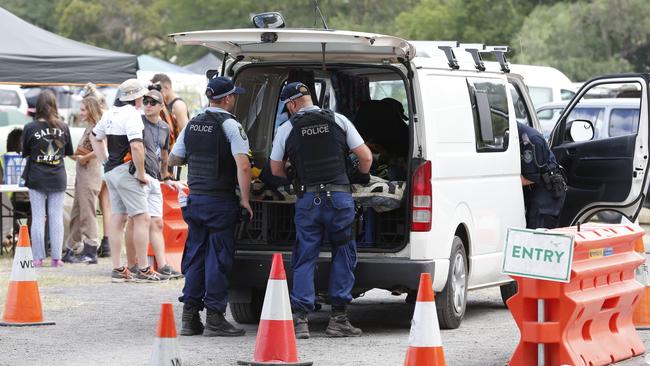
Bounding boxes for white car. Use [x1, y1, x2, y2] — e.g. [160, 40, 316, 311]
[0, 85, 28, 115]
[170, 27, 650, 328]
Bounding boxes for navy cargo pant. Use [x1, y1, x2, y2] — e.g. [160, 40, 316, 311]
[291, 191, 358, 313]
[179, 194, 239, 313]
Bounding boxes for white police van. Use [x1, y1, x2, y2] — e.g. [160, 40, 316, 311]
[171, 27, 650, 328]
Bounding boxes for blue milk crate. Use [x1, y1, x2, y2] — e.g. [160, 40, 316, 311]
[3, 153, 26, 185]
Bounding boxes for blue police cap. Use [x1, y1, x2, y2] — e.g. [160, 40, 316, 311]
[280, 82, 310, 101]
[206, 76, 246, 100]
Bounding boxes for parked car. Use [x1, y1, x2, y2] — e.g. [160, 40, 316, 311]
[0, 85, 28, 115]
[170, 27, 650, 329]
[507, 64, 576, 108]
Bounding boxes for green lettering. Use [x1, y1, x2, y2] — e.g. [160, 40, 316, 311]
[534, 248, 544, 261]
[555, 251, 565, 264]
[543, 250, 553, 263]
[523, 246, 534, 260]
[512, 245, 522, 258]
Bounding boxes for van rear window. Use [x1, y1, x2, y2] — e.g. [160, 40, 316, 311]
[467, 79, 509, 152]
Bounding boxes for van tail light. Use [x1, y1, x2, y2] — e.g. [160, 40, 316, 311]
[411, 160, 432, 232]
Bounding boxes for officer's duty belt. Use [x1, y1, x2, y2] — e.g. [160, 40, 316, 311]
[304, 184, 351, 193]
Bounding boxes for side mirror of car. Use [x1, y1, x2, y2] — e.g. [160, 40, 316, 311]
[566, 119, 595, 142]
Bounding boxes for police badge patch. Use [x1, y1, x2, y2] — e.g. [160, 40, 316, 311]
[238, 126, 248, 141]
[523, 150, 533, 164]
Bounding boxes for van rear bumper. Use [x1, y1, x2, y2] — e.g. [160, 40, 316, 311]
[230, 254, 434, 291]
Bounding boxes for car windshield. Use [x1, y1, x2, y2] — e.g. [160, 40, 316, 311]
[0, 90, 20, 108]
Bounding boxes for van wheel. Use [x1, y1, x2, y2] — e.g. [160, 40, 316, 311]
[435, 236, 468, 329]
[499, 281, 518, 306]
[229, 289, 264, 324]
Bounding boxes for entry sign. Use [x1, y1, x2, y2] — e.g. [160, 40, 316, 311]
[502, 228, 574, 282]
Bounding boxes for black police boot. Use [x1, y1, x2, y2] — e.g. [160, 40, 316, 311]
[203, 309, 245, 337]
[293, 311, 310, 339]
[61, 248, 80, 263]
[325, 309, 362, 337]
[78, 243, 98, 264]
[98, 236, 111, 258]
[180, 304, 204, 336]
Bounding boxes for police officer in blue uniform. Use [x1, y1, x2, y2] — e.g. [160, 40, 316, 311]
[169, 76, 253, 337]
[518, 122, 566, 229]
[270, 82, 373, 339]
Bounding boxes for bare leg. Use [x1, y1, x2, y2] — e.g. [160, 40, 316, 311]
[99, 183, 111, 237]
[131, 212, 151, 270]
[108, 213, 128, 269]
[125, 218, 137, 268]
[149, 217, 167, 267]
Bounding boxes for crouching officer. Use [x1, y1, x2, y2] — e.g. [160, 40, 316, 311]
[518, 122, 566, 229]
[169, 76, 253, 337]
[270, 82, 373, 339]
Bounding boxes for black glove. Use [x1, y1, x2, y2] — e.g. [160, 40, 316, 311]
[350, 168, 370, 184]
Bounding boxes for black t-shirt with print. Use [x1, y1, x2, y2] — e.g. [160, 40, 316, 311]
[21, 120, 74, 192]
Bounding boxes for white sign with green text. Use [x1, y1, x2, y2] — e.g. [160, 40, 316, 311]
[502, 228, 574, 282]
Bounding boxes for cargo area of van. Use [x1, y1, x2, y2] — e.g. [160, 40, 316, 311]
[229, 64, 414, 254]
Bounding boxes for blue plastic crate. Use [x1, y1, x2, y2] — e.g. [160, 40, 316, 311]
[3, 153, 26, 185]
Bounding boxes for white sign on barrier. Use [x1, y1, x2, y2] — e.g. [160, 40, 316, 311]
[502, 227, 574, 282]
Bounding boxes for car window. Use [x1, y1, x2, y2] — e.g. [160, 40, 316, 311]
[568, 107, 605, 139]
[468, 78, 509, 152]
[561, 89, 575, 100]
[529, 87, 552, 108]
[536, 107, 564, 140]
[609, 108, 640, 137]
[508, 83, 532, 127]
[369, 80, 409, 117]
[0, 90, 20, 108]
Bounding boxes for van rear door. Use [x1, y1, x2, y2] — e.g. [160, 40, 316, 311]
[550, 74, 650, 225]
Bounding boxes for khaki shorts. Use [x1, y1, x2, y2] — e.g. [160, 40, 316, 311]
[147, 181, 163, 217]
[104, 164, 151, 217]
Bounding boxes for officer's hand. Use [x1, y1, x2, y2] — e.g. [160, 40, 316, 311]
[351, 168, 371, 184]
[240, 200, 254, 220]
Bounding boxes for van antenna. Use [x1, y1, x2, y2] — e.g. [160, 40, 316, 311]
[313, 0, 329, 30]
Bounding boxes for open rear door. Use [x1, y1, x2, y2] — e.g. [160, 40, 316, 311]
[550, 74, 650, 225]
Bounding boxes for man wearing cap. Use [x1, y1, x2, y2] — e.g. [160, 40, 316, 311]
[169, 76, 252, 337]
[90, 79, 164, 283]
[270, 82, 373, 339]
[123, 89, 183, 279]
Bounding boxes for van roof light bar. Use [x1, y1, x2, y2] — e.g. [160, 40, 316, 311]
[436, 41, 460, 70]
[483, 46, 510, 73]
[460, 43, 486, 72]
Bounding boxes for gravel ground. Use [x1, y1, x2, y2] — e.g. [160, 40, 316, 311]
[0, 256, 648, 366]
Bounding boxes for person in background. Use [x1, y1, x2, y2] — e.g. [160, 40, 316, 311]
[21, 90, 74, 267]
[81, 83, 111, 258]
[150, 73, 189, 145]
[1, 129, 30, 240]
[62, 96, 104, 264]
[124, 89, 183, 279]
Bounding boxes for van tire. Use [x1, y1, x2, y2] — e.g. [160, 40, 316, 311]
[229, 289, 264, 324]
[435, 236, 468, 329]
[499, 281, 518, 306]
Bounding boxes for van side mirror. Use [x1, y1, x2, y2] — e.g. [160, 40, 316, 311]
[567, 119, 595, 142]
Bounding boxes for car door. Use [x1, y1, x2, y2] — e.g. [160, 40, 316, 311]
[550, 74, 650, 225]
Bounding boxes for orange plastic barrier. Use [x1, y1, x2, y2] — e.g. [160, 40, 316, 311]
[147, 184, 188, 272]
[507, 224, 645, 366]
[632, 237, 650, 328]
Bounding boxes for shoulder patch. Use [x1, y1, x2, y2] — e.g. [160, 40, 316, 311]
[523, 150, 534, 164]
[238, 125, 248, 141]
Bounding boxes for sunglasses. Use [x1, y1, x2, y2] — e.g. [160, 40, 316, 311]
[143, 98, 160, 106]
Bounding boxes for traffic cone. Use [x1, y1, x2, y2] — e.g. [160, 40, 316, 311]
[404, 273, 445, 366]
[0, 225, 54, 326]
[151, 303, 181, 366]
[238, 253, 312, 366]
[633, 237, 650, 329]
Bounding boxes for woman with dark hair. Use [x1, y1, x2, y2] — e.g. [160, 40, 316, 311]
[21, 90, 73, 267]
[62, 96, 104, 264]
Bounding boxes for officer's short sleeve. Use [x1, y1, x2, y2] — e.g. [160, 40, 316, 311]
[270, 122, 291, 161]
[171, 126, 187, 158]
[335, 113, 364, 149]
[222, 119, 250, 156]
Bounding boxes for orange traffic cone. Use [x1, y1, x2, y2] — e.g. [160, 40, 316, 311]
[633, 237, 650, 329]
[238, 253, 312, 366]
[0, 225, 54, 326]
[404, 273, 445, 366]
[151, 303, 181, 366]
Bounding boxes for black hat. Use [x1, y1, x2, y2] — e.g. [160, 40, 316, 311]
[280, 82, 310, 102]
[206, 76, 246, 100]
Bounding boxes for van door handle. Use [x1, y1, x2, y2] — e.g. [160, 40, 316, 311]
[566, 148, 577, 156]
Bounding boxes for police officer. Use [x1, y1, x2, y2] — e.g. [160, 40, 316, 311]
[518, 122, 566, 229]
[270, 82, 373, 339]
[169, 76, 252, 337]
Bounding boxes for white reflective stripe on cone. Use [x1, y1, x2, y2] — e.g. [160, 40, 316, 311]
[408, 302, 442, 347]
[151, 338, 181, 366]
[10, 247, 37, 282]
[260, 279, 293, 321]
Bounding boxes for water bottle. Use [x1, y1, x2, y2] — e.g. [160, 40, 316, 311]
[178, 189, 187, 208]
